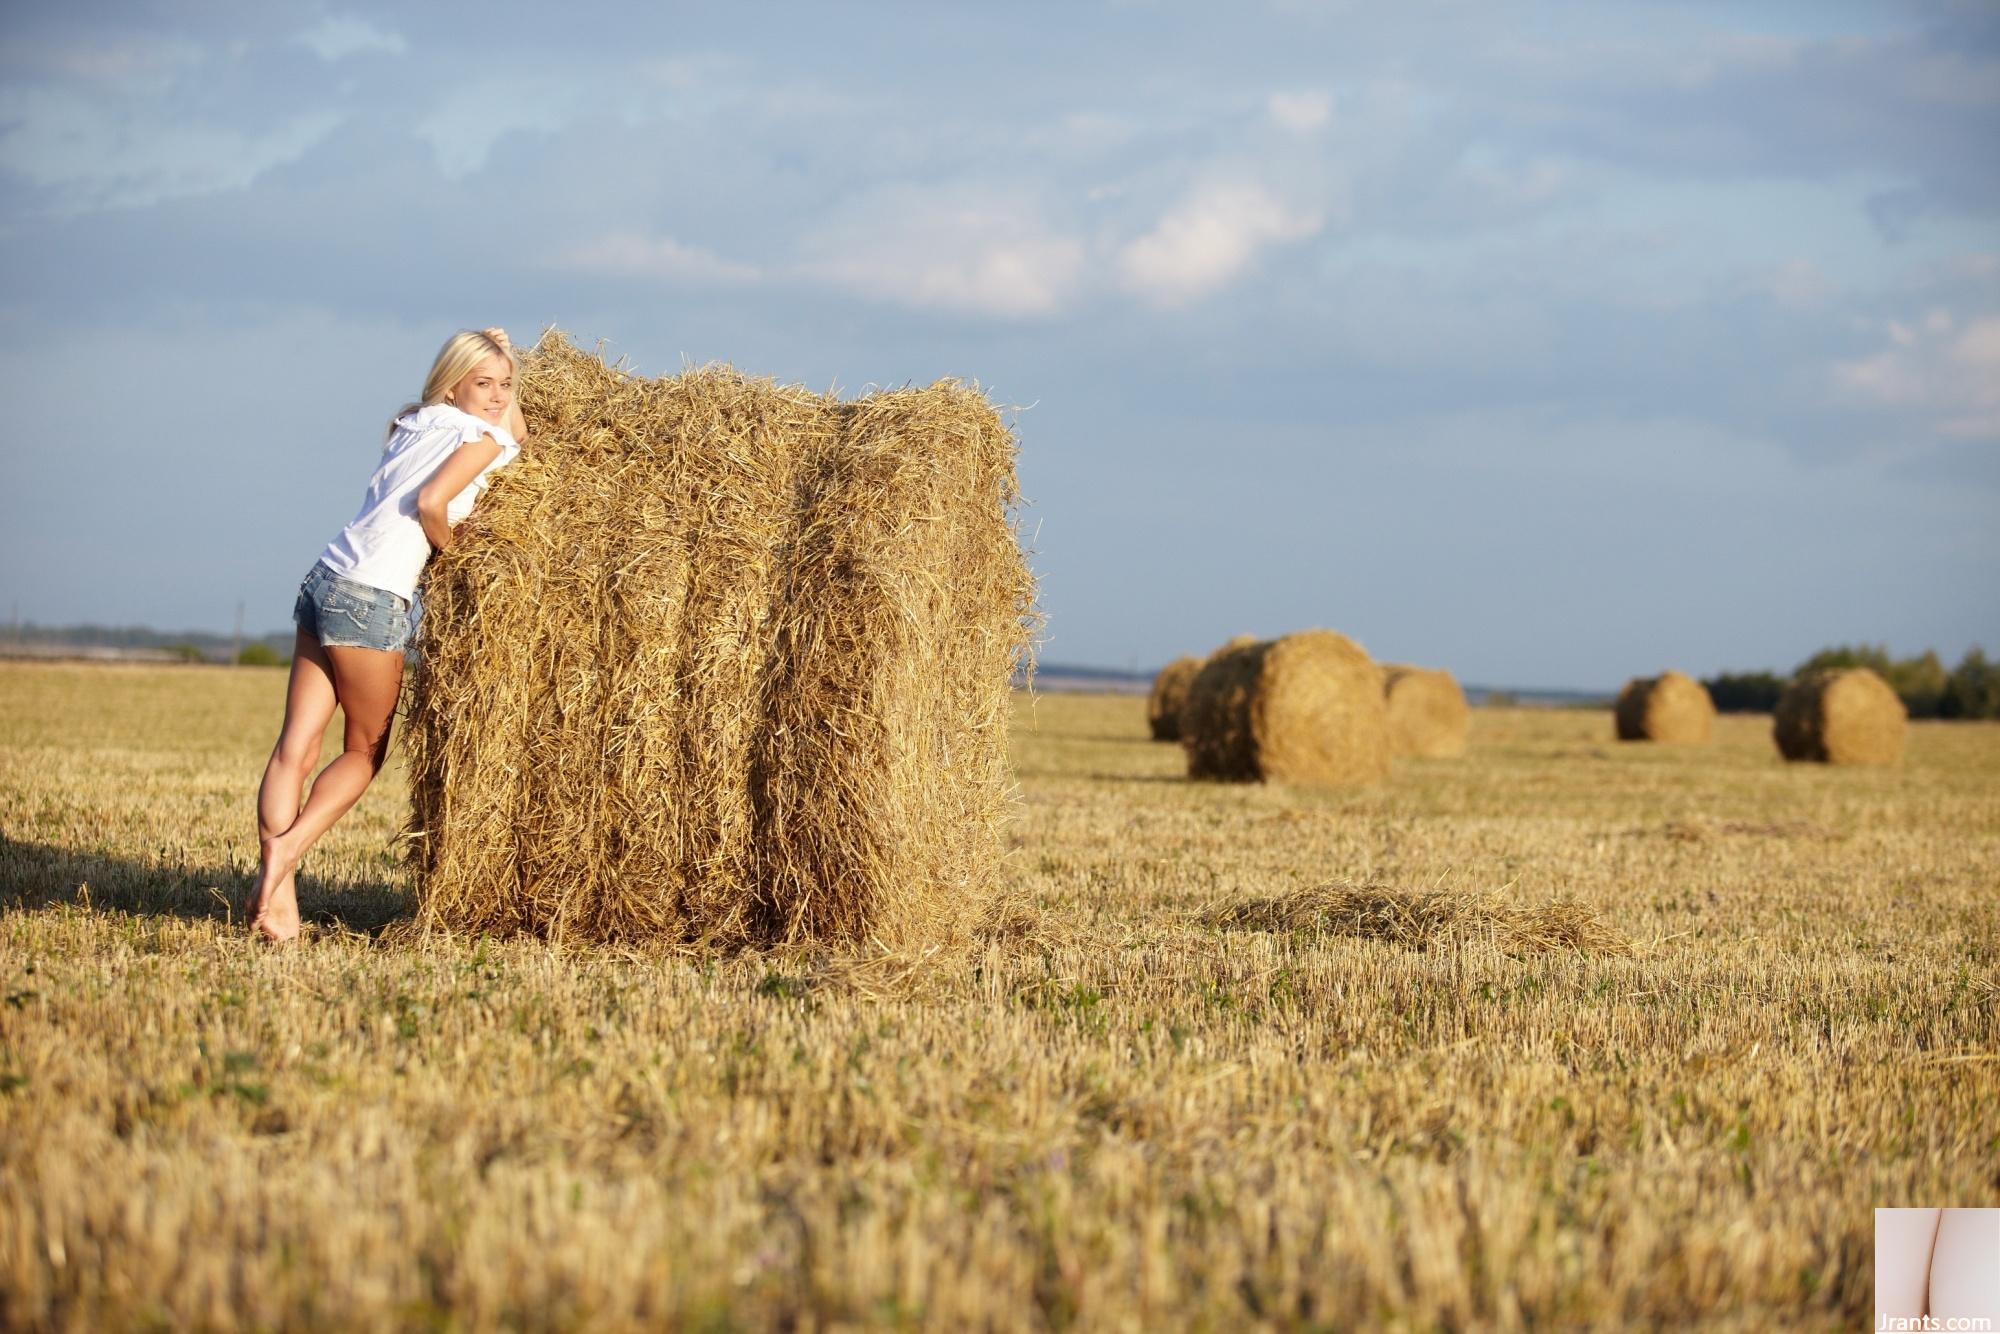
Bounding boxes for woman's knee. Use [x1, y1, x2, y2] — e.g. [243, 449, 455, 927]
[274, 732, 321, 772]
[344, 727, 394, 773]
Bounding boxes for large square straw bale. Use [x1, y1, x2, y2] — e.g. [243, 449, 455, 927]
[404, 333, 1036, 948]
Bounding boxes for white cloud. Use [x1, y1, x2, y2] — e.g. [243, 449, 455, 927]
[1455, 155, 1570, 212]
[0, 86, 342, 211]
[1116, 183, 1323, 306]
[798, 186, 1086, 319]
[1267, 89, 1333, 134]
[1942, 317, 2000, 437]
[42, 36, 205, 91]
[416, 92, 569, 178]
[294, 15, 408, 62]
[1834, 311, 2000, 440]
[1949, 316, 2000, 372]
[1765, 258, 1827, 309]
[558, 232, 761, 286]
[1833, 349, 1924, 406]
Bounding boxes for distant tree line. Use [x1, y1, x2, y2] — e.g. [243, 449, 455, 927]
[8, 621, 292, 665]
[1705, 645, 2000, 719]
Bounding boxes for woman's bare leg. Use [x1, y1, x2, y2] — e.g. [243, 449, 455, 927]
[249, 642, 404, 941]
[249, 630, 338, 925]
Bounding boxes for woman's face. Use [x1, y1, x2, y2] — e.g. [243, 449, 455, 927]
[446, 353, 513, 426]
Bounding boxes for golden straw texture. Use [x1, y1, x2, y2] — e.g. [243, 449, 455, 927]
[1381, 664, 1469, 758]
[1208, 880, 1633, 956]
[404, 332, 1037, 947]
[1145, 656, 1202, 741]
[1613, 670, 1715, 743]
[1773, 667, 1907, 766]
[1181, 629, 1390, 786]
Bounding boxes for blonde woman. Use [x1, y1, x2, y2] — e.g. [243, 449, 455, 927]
[245, 328, 527, 941]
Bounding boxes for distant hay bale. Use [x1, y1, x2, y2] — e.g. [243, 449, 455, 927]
[1613, 670, 1714, 743]
[405, 331, 1036, 949]
[1180, 629, 1390, 786]
[1207, 880, 1632, 955]
[1773, 668, 1907, 766]
[1146, 656, 1202, 741]
[1381, 665, 1469, 758]
[1145, 636, 1259, 741]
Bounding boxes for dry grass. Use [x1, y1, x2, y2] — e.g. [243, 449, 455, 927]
[3, 661, 1998, 1330]
[1207, 880, 1633, 956]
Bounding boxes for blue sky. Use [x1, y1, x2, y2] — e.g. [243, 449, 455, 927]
[1, 2, 1994, 689]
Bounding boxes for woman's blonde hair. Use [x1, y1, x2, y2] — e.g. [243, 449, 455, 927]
[388, 330, 517, 438]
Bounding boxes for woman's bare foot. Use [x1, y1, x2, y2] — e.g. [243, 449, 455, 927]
[248, 837, 303, 943]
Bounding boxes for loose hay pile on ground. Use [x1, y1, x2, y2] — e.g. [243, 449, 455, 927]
[1180, 629, 1389, 786]
[1614, 670, 1715, 743]
[1146, 656, 1202, 741]
[1207, 880, 1632, 955]
[405, 332, 1036, 948]
[1381, 665, 1469, 758]
[1773, 667, 1907, 765]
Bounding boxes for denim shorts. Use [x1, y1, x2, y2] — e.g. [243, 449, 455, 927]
[294, 563, 414, 652]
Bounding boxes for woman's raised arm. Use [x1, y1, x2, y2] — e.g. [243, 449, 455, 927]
[415, 435, 505, 552]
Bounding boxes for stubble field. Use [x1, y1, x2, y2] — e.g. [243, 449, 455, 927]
[1, 660, 1996, 1330]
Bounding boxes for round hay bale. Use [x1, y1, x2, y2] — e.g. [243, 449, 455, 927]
[1774, 667, 1906, 765]
[1382, 665, 1469, 758]
[1181, 629, 1390, 786]
[1146, 656, 1202, 741]
[1613, 670, 1714, 743]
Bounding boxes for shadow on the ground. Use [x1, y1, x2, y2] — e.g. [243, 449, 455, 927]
[0, 835, 410, 935]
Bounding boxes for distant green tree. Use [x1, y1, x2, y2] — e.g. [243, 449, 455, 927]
[1702, 671, 1786, 713]
[1885, 650, 1948, 719]
[162, 643, 209, 664]
[1795, 644, 1956, 717]
[236, 642, 286, 668]
[1941, 648, 2000, 720]
[1795, 643, 1894, 676]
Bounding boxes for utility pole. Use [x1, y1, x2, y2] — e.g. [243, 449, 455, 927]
[232, 600, 244, 666]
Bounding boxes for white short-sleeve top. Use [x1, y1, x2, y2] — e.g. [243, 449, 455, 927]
[317, 404, 520, 600]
